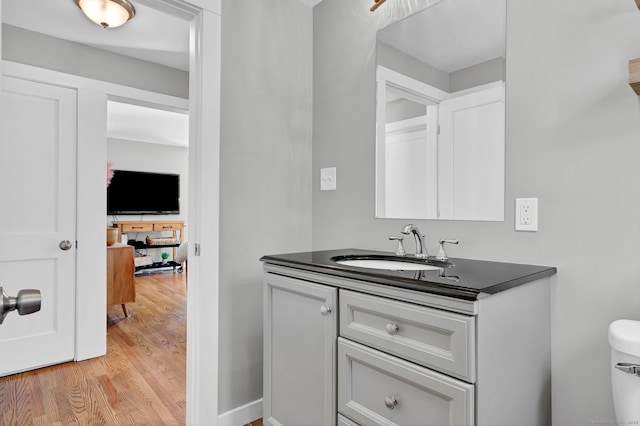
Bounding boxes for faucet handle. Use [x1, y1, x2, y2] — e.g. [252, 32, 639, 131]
[436, 239, 459, 262]
[389, 235, 406, 257]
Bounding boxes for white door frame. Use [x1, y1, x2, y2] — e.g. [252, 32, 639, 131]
[0, 0, 221, 423]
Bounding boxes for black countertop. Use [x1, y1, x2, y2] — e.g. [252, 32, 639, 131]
[260, 249, 557, 301]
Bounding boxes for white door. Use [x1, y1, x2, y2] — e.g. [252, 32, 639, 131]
[438, 83, 505, 221]
[0, 76, 77, 376]
[384, 114, 438, 219]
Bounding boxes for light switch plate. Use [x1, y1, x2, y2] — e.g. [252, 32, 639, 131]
[515, 198, 538, 231]
[320, 167, 336, 191]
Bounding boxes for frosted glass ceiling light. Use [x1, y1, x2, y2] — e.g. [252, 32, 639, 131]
[74, 0, 136, 28]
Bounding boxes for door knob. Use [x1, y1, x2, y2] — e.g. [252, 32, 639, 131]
[59, 240, 73, 250]
[0, 286, 41, 324]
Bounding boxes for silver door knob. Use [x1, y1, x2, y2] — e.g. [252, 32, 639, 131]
[59, 240, 73, 251]
[386, 323, 400, 335]
[320, 305, 333, 316]
[0, 286, 41, 324]
[384, 396, 398, 410]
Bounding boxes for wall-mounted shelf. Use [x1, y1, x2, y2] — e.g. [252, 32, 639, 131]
[629, 59, 640, 95]
[629, 0, 640, 94]
[629, 0, 640, 96]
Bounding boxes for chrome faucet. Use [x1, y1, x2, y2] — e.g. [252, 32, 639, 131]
[401, 224, 428, 259]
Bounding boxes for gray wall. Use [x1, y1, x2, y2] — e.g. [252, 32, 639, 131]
[377, 40, 450, 92]
[219, 0, 313, 414]
[450, 57, 505, 92]
[313, 0, 640, 424]
[2, 24, 188, 98]
[378, 41, 504, 94]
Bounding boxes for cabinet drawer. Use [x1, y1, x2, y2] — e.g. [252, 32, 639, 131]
[338, 414, 360, 426]
[338, 338, 474, 426]
[153, 223, 181, 231]
[340, 290, 475, 382]
[120, 223, 153, 232]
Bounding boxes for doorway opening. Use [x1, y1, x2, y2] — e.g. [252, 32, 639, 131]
[0, 0, 220, 422]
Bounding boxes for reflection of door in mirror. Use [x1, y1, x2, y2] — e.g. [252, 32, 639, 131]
[376, 67, 440, 219]
[438, 83, 505, 221]
[375, 0, 506, 221]
[376, 66, 504, 221]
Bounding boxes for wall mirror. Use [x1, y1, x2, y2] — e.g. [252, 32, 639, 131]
[375, 0, 506, 221]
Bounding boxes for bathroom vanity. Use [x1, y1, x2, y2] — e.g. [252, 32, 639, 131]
[261, 249, 556, 426]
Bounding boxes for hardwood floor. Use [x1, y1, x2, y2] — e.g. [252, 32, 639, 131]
[0, 270, 187, 425]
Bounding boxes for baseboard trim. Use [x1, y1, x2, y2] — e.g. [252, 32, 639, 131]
[218, 398, 263, 426]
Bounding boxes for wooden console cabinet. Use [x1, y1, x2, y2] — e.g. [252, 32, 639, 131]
[107, 243, 135, 317]
[114, 220, 184, 244]
[113, 221, 185, 272]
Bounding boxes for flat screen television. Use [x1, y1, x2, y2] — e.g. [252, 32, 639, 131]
[107, 170, 180, 215]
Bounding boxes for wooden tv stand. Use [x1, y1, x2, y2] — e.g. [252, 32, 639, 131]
[114, 221, 184, 243]
[113, 220, 185, 271]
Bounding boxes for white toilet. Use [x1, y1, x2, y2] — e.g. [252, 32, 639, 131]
[609, 319, 640, 423]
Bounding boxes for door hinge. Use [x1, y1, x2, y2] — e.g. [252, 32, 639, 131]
[194, 243, 201, 256]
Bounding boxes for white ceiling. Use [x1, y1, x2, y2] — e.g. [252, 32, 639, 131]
[298, 0, 324, 6]
[2, 0, 191, 71]
[107, 101, 189, 147]
[377, 0, 505, 73]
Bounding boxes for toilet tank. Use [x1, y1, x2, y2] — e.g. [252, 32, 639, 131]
[609, 319, 640, 424]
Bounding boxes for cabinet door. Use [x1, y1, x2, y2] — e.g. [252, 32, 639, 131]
[264, 273, 338, 426]
[106, 244, 135, 306]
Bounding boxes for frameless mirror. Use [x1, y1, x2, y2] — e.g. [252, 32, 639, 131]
[375, 0, 506, 221]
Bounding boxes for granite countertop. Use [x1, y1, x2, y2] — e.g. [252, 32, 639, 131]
[260, 248, 557, 301]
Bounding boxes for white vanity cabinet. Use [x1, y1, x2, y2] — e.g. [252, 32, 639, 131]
[263, 273, 338, 426]
[263, 262, 552, 426]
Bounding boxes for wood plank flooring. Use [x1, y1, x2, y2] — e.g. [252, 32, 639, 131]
[0, 271, 187, 425]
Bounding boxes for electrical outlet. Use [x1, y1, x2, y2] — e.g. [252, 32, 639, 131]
[515, 198, 538, 231]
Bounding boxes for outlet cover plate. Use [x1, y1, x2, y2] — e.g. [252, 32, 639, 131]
[515, 198, 538, 232]
[320, 167, 336, 191]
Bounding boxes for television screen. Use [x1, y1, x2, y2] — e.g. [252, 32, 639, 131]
[107, 170, 180, 215]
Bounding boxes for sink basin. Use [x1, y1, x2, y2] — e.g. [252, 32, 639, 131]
[334, 258, 441, 271]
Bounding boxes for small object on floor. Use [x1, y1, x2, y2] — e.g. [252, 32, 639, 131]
[134, 256, 153, 267]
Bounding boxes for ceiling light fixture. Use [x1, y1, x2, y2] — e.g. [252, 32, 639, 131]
[73, 0, 136, 28]
[370, 0, 388, 12]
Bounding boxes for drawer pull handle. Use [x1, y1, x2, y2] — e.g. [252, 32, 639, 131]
[320, 305, 332, 316]
[133, 226, 143, 229]
[386, 323, 399, 335]
[384, 396, 398, 410]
